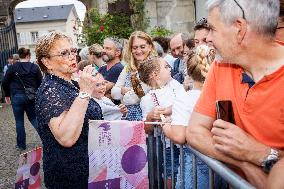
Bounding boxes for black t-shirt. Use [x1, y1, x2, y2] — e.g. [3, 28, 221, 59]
[98, 62, 124, 83]
[2, 62, 42, 97]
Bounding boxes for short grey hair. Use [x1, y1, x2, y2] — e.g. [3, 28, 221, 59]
[207, 0, 280, 38]
[104, 37, 123, 52]
[153, 41, 164, 57]
[79, 46, 89, 61]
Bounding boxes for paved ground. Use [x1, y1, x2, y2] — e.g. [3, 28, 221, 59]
[0, 103, 44, 189]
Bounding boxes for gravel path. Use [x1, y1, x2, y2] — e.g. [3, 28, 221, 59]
[0, 103, 44, 189]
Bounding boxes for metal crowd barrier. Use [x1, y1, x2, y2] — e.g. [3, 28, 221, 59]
[146, 126, 255, 189]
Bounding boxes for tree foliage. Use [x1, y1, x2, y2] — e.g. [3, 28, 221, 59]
[82, 8, 134, 45]
[150, 26, 174, 37]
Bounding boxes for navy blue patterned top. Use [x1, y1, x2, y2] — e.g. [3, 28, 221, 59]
[35, 74, 103, 189]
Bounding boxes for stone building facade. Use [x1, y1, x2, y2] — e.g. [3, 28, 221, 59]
[0, 0, 207, 33]
[145, 0, 196, 33]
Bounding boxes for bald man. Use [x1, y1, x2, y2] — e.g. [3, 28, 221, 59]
[169, 33, 189, 83]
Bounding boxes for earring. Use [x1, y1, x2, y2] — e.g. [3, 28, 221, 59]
[49, 69, 54, 77]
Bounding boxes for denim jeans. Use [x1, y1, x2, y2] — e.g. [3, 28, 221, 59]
[176, 148, 209, 189]
[146, 136, 164, 189]
[165, 145, 180, 179]
[11, 93, 38, 149]
[176, 148, 227, 189]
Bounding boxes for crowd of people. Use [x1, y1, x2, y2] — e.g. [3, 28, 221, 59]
[1, 0, 284, 188]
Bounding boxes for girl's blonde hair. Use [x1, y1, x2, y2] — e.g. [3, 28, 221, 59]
[138, 55, 161, 87]
[187, 45, 212, 83]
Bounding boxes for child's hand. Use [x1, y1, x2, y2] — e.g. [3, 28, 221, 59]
[150, 106, 166, 120]
[121, 87, 132, 95]
[164, 106, 172, 116]
[118, 104, 128, 114]
[163, 116, 172, 123]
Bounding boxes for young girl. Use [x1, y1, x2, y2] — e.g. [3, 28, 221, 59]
[161, 47, 215, 189]
[138, 55, 186, 188]
[92, 73, 128, 120]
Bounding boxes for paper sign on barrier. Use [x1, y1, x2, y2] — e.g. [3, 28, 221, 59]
[15, 147, 42, 189]
[88, 120, 149, 189]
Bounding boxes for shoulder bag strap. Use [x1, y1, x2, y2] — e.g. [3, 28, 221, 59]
[15, 72, 26, 90]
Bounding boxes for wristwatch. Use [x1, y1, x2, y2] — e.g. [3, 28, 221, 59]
[78, 91, 91, 100]
[261, 148, 279, 173]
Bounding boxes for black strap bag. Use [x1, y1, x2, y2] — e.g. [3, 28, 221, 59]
[15, 72, 36, 101]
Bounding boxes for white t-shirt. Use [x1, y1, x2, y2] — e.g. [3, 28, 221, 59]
[140, 79, 185, 120]
[111, 67, 150, 106]
[93, 97, 123, 121]
[171, 89, 201, 126]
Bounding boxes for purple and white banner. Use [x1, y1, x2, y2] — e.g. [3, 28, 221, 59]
[15, 147, 42, 189]
[88, 120, 149, 189]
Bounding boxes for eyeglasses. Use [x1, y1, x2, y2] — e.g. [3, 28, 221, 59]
[49, 48, 77, 59]
[232, 0, 246, 19]
[277, 26, 284, 30]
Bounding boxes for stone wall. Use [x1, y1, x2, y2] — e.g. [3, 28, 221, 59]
[1, 0, 198, 33]
[145, 0, 196, 34]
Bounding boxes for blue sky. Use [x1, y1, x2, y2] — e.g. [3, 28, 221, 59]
[16, 0, 86, 20]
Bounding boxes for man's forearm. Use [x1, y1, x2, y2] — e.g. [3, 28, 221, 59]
[240, 162, 268, 189]
[232, 142, 284, 167]
[163, 124, 186, 144]
[186, 127, 269, 188]
[187, 126, 242, 167]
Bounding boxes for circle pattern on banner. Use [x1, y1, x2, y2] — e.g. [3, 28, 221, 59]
[121, 145, 147, 174]
[30, 162, 40, 176]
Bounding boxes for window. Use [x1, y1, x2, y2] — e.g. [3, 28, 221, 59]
[31, 32, 39, 44]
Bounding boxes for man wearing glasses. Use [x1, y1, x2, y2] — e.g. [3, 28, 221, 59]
[276, 1, 284, 41]
[186, 0, 284, 188]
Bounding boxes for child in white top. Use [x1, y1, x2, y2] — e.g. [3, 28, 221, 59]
[162, 45, 210, 143]
[138, 56, 185, 187]
[138, 56, 186, 132]
[92, 73, 128, 121]
[162, 46, 214, 189]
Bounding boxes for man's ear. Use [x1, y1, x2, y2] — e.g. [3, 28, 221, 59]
[115, 50, 121, 57]
[41, 57, 52, 70]
[235, 18, 247, 43]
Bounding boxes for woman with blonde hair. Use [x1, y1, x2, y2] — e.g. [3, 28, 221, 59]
[111, 31, 155, 121]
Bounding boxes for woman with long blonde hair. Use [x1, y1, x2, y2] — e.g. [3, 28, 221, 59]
[111, 31, 156, 121]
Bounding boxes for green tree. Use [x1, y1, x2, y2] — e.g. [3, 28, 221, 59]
[150, 26, 173, 37]
[82, 8, 134, 45]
